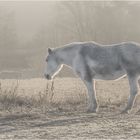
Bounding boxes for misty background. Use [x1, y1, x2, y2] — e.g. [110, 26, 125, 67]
[0, 1, 140, 79]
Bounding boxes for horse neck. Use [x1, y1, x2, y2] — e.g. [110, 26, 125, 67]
[56, 47, 77, 67]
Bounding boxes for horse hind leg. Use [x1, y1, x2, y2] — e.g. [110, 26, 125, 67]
[121, 74, 138, 114]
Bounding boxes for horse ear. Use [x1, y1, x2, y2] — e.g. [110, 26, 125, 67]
[48, 48, 52, 54]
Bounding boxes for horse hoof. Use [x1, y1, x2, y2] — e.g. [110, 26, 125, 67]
[120, 110, 129, 114]
[87, 108, 97, 113]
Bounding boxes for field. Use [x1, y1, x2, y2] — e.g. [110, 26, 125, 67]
[0, 77, 140, 139]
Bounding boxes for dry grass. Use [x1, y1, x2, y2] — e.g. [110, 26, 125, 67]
[0, 78, 140, 139]
[0, 79, 55, 113]
[0, 78, 87, 114]
[0, 77, 132, 113]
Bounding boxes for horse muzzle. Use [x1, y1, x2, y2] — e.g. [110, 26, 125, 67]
[44, 74, 51, 80]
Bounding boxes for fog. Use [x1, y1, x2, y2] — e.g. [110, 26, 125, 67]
[0, 1, 56, 43]
[0, 1, 140, 78]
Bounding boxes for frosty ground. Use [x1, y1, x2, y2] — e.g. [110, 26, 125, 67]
[0, 78, 140, 139]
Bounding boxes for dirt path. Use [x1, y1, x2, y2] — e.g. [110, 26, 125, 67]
[0, 110, 140, 139]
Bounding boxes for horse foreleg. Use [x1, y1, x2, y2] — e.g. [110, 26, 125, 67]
[74, 58, 98, 113]
[83, 79, 98, 113]
[121, 75, 138, 114]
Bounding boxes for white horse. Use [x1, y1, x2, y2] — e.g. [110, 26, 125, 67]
[44, 41, 140, 113]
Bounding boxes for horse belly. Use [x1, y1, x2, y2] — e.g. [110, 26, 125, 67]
[87, 57, 126, 80]
[93, 69, 126, 80]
